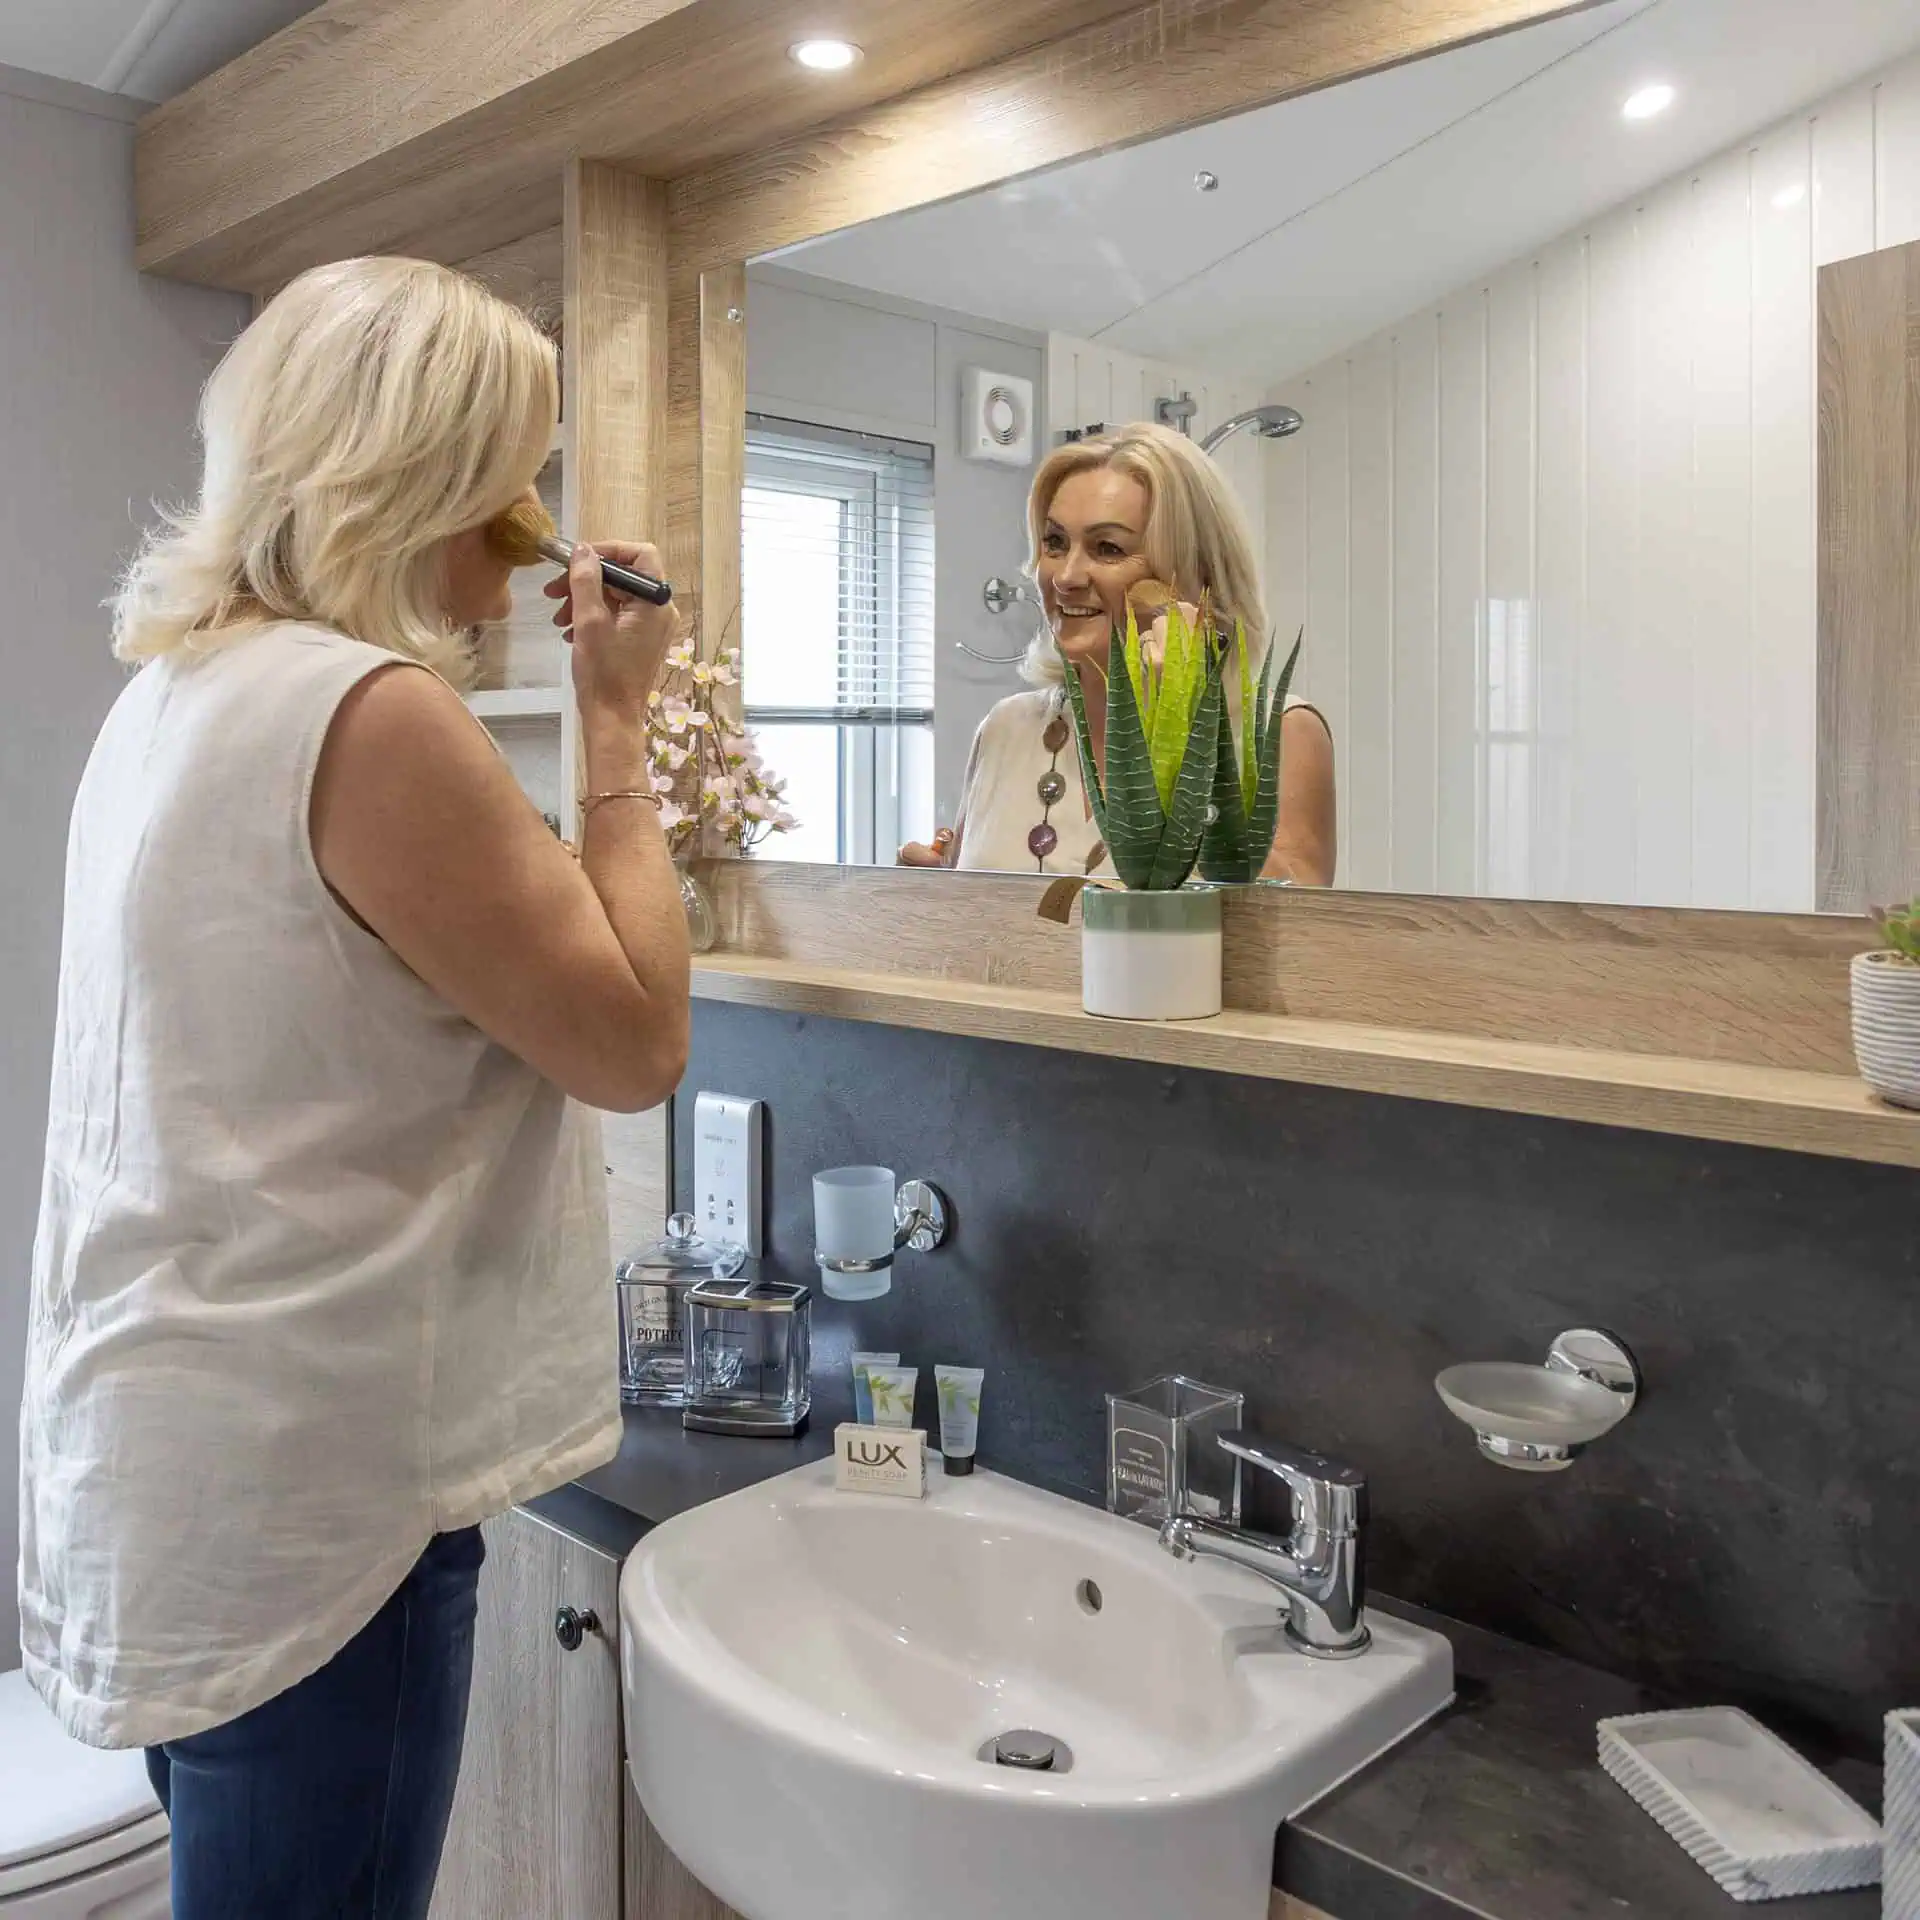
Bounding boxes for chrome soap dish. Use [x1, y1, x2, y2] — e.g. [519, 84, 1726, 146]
[1435, 1328, 1641, 1472]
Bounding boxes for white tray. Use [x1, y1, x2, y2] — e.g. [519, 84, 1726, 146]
[1597, 1707, 1881, 1903]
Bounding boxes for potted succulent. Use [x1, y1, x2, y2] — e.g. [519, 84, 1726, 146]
[1053, 596, 1299, 1020]
[1852, 901, 1920, 1109]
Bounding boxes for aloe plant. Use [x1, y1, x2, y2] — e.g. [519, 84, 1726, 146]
[1060, 603, 1224, 891]
[1198, 627, 1303, 884]
[1873, 901, 1920, 963]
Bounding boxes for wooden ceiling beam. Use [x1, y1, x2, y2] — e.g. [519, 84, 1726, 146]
[133, 0, 1148, 291]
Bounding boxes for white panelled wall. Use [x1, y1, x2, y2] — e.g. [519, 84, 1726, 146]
[1267, 49, 1920, 909]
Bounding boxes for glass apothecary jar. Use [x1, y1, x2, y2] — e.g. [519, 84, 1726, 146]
[616, 1214, 744, 1407]
[682, 1277, 811, 1437]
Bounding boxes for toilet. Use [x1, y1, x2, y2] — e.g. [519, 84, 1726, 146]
[0, 1670, 169, 1917]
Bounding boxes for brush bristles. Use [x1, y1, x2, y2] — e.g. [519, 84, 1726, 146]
[485, 496, 558, 568]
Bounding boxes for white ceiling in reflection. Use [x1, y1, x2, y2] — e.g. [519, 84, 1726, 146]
[779, 0, 1920, 383]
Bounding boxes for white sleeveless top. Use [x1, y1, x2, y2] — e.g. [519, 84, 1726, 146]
[954, 686, 1311, 876]
[19, 625, 619, 1749]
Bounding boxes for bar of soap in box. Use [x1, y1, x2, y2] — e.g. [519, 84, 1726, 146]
[834, 1423, 929, 1498]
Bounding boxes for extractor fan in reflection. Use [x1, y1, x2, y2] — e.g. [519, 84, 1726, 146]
[961, 368, 1035, 466]
[1200, 404, 1304, 454]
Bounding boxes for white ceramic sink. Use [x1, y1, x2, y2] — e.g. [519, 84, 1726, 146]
[620, 1458, 1451, 1920]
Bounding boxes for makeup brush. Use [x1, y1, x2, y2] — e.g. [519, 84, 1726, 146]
[485, 497, 673, 607]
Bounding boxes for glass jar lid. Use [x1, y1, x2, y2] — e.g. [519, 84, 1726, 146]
[616, 1212, 746, 1283]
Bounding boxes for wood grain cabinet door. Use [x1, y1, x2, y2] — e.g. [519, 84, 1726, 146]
[430, 1507, 624, 1920]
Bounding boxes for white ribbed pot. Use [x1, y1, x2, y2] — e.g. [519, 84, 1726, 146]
[1081, 886, 1222, 1022]
[1851, 952, 1920, 1110]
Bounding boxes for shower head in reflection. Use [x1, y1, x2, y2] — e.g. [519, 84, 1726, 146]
[1200, 405, 1305, 455]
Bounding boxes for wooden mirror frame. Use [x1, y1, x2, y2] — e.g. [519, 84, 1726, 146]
[131, 0, 1915, 1163]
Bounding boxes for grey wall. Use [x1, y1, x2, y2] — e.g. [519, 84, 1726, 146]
[679, 1001, 1920, 1757]
[0, 66, 246, 1665]
[745, 266, 1043, 832]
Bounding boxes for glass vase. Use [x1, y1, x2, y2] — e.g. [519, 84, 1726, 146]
[677, 861, 718, 954]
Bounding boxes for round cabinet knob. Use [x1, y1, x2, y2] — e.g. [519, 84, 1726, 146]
[553, 1605, 601, 1652]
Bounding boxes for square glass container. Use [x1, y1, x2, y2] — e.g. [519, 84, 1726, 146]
[615, 1214, 743, 1408]
[1106, 1375, 1244, 1528]
[682, 1277, 811, 1437]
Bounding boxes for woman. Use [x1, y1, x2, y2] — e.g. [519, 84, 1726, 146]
[904, 422, 1335, 883]
[18, 257, 689, 1917]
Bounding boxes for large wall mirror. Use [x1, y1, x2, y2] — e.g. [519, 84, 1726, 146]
[722, 0, 1920, 913]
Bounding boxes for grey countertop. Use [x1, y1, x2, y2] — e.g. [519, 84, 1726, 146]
[529, 1409, 1881, 1920]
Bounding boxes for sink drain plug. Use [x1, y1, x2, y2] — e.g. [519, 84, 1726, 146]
[980, 1728, 1074, 1773]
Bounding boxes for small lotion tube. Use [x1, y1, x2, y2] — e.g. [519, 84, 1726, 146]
[935, 1366, 985, 1475]
[850, 1351, 900, 1426]
[865, 1365, 918, 1429]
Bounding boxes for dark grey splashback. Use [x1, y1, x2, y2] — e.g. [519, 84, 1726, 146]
[675, 1001, 1920, 1754]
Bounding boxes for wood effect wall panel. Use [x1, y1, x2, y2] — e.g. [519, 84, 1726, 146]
[1389, 314, 1440, 897]
[699, 861, 1868, 1073]
[626, 1784, 744, 1920]
[1435, 292, 1486, 897]
[1816, 240, 1920, 912]
[699, 264, 748, 681]
[565, 164, 668, 544]
[1750, 119, 1818, 912]
[1689, 151, 1758, 912]
[604, 1104, 670, 1261]
[458, 225, 565, 325]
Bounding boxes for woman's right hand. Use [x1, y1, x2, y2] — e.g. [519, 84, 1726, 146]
[898, 827, 955, 868]
[546, 539, 676, 723]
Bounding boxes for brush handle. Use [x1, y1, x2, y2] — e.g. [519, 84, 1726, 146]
[598, 557, 673, 607]
[535, 533, 673, 607]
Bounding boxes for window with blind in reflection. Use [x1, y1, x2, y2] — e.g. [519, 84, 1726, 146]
[740, 415, 935, 865]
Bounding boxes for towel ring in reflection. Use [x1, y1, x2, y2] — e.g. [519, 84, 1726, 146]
[954, 575, 1039, 664]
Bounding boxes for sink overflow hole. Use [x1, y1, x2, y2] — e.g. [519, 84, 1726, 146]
[1076, 1578, 1103, 1615]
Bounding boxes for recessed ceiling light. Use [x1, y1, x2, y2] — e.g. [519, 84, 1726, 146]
[1773, 181, 1807, 211]
[790, 38, 862, 71]
[1622, 82, 1676, 121]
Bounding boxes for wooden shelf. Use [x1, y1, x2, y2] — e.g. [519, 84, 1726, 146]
[690, 955, 1920, 1169]
[467, 686, 565, 720]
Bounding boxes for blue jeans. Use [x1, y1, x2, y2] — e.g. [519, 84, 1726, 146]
[145, 1526, 485, 1920]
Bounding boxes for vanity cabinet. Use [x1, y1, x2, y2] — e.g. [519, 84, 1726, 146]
[431, 1503, 745, 1920]
[435, 1504, 1331, 1920]
[430, 1506, 625, 1920]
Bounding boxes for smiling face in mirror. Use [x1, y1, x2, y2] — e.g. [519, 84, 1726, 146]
[1037, 468, 1153, 665]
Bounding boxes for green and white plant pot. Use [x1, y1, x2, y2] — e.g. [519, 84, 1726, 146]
[1851, 951, 1920, 1109]
[1081, 886, 1223, 1022]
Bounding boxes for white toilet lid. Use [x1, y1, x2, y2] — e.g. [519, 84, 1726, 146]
[0, 1670, 164, 1874]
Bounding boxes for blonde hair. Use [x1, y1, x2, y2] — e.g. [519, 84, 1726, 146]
[1021, 420, 1269, 684]
[113, 256, 558, 679]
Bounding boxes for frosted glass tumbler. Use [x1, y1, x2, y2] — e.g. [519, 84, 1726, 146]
[814, 1165, 896, 1302]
